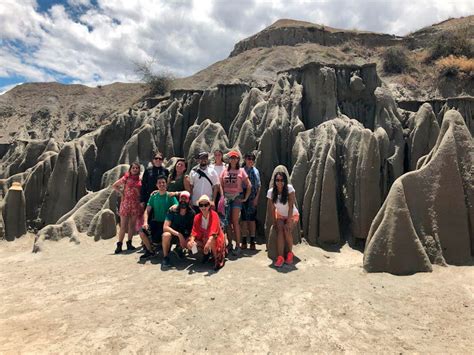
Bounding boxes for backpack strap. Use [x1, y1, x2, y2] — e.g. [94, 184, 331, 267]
[193, 167, 214, 187]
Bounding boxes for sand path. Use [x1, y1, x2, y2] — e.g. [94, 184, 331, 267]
[1, 235, 473, 353]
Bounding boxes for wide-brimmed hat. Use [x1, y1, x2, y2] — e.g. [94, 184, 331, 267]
[196, 195, 211, 205]
[9, 182, 23, 191]
[228, 150, 240, 158]
[179, 191, 191, 200]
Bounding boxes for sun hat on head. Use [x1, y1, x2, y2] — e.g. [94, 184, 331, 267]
[197, 151, 209, 159]
[228, 150, 240, 158]
[197, 195, 211, 205]
[179, 191, 191, 200]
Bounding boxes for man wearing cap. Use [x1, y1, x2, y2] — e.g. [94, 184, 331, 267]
[189, 151, 220, 213]
[140, 151, 170, 208]
[161, 191, 196, 269]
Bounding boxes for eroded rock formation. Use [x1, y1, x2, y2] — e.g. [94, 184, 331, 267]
[363, 110, 473, 274]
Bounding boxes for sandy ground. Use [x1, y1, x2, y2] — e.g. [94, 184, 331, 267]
[0, 234, 473, 354]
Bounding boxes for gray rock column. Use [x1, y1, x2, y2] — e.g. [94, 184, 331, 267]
[2, 182, 27, 241]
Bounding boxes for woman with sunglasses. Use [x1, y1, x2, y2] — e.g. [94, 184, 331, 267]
[167, 158, 191, 197]
[187, 195, 226, 270]
[112, 162, 142, 253]
[267, 171, 299, 267]
[220, 150, 252, 256]
[140, 151, 169, 209]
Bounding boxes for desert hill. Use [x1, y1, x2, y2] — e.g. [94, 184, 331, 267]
[175, 16, 474, 100]
[0, 82, 148, 142]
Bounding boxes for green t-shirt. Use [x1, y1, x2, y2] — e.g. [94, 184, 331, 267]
[147, 192, 178, 222]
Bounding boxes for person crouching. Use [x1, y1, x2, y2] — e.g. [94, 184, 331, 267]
[187, 195, 226, 271]
[139, 175, 178, 260]
[161, 191, 195, 269]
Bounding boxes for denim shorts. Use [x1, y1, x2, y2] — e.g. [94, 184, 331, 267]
[241, 198, 257, 221]
[222, 194, 242, 227]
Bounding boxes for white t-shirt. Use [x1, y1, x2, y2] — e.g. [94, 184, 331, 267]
[190, 165, 219, 206]
[201, 215, 209, 230]
[210, 163, 226, 178]
[266, 184, 299, 217]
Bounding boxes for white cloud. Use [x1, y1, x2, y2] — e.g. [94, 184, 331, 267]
[0, 0, 472, 87]
[67, 0, 91, 7]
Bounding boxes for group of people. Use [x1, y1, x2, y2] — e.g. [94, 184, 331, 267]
[112, 149, 299, 270]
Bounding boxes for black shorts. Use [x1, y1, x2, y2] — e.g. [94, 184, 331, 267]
[241, 199, 257, 221]
[142, 220, 164, 244]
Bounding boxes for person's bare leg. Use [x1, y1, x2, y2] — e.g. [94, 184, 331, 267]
[127, 216, 135, 242]
[249, 221, 256, 239]
[276, 220, 285, 257]
[232, 208, 241, 245]
[162, 232, 172, 257]
[284, 221, 294, 253]
[117, 216, 127, 242]
[139, 231, 153, 251]
[241, 221, 248, 246]
[226, 225, 234, 248]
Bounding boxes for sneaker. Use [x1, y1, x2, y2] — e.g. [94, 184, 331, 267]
[139, 249, 154, 260]
[114, 242, 123, 254]
[285, 251, 294, 265]
[126, 240, 136, 251]
[161, 256, 172, 269]
[226, 243, 233, 256]
[233, 246, 242, 256]
[274, 256, 285, 268]
[173, 246, 185, 259]
[249, 242, 256, 250]
[241, 242, 248, 250]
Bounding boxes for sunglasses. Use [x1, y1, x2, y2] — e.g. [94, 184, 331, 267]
[153, 157, 163, 160]
[245, 157, 255, 161]
[275, 179, 284, 182]
[199, 203, 210, 208]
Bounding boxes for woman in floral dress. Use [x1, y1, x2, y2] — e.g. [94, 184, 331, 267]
[112, 162, 142, 253]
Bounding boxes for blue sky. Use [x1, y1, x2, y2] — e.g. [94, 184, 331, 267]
[1, 0, 473, 94]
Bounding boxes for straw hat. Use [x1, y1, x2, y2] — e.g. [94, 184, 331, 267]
[196, 195, 211, 204]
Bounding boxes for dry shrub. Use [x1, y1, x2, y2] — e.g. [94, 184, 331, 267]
[382, 46, 411, 74]
[435, 55, 474, 78]
[133, 60, 174, 96]
[429, 30, 473, 61]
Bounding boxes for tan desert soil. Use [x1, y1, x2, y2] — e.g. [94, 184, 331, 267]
[0, 234, 473, 353]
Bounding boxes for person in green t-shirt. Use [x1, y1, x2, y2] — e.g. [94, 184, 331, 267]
[139, 175, 178, 260]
